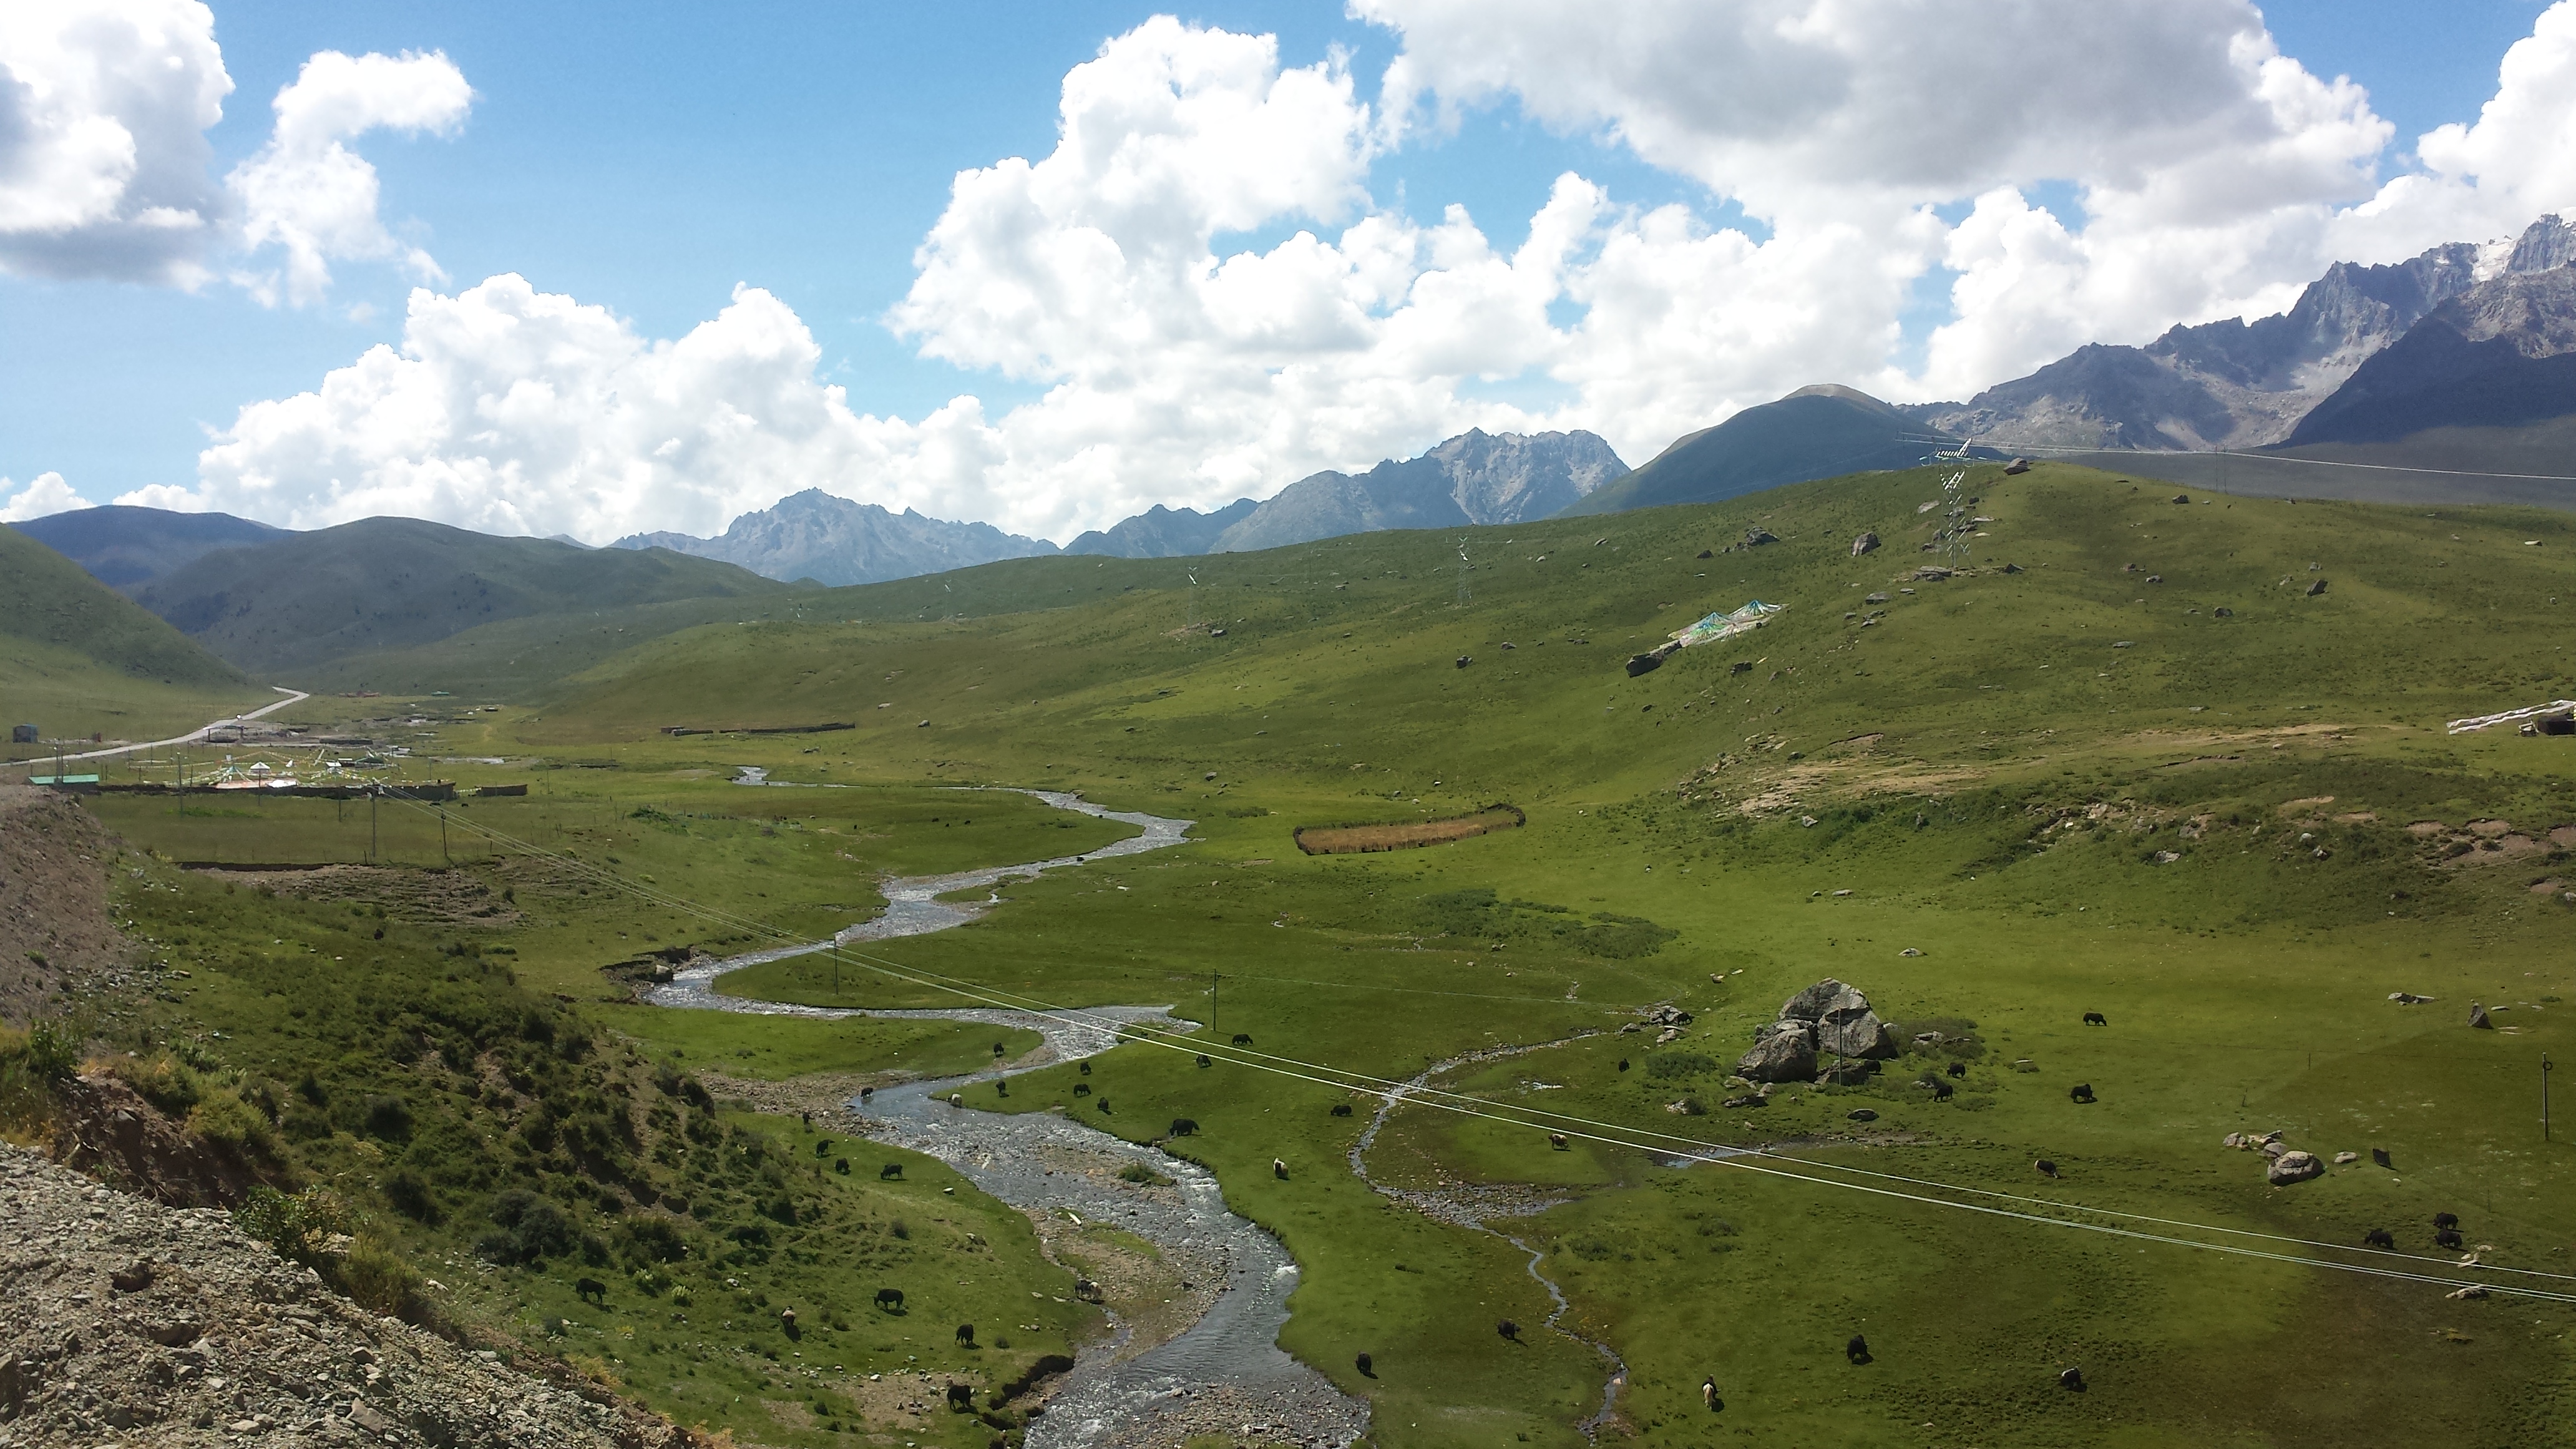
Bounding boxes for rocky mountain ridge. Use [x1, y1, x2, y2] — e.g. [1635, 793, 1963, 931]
[612, 488, 1057, 586]
[1211, 428, 1627, 552]
[1908, 214, 2576, 451]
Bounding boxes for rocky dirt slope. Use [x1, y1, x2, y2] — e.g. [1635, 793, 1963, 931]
[0, 785, 134, 1028]
[0, 1144, 686, 1448]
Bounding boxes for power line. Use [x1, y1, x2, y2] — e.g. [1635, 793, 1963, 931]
[374, 788, 2566, 1302]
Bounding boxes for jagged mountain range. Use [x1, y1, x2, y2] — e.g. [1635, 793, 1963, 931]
[1211, 429, 1627, 552]
[1907, 214, 2576, 452]
[612, 489, 1057, 586]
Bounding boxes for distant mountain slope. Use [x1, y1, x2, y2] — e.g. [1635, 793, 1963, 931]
[2286, 263, 2576, 447]
[614, 489, 1056, 585]
[0, 524, 249, 688]
[1066, 499, 1258, 557]
[1908, 215, 2576, 451]
[136, 517, 786, 675]
[1561, 386, 1951, 517]
[1212, 429, 1626, 552]
[11, 505, 293, 593]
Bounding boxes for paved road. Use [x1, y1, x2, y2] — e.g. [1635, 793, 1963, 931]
[22, 687, 310, 769]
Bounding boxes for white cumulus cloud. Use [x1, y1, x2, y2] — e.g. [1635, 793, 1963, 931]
[1, 471, 94, 522]
[226, 48, 474, 306]
[0, 1, 469, 305]
[172, 7, 2576, 544]
[0, 0, 231, 286]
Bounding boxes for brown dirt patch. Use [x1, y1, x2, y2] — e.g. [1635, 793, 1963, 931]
[2408, 821, 2449, 837]
[188, 862, 522, 929]
[1294, 804, 1523, 855]
[2468, 819, 2515, 837]
[0, 786, 136, 1027]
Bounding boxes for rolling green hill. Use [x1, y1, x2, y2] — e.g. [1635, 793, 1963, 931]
[0, 524, 270, 753]
[1561, 384, 1959, 517]
[135, 517, 793, 677]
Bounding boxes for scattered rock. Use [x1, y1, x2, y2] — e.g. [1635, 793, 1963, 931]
[2213, 606, 2233, 616]
[2003, 458, 2031, 475]
[0, 1144, 678, 1448]
[1846, 1109, 1878, 1123]
[1666, 1098, 1709, 1116]
[2389, 992, 2436, 1005]
[2447, 1285, 2489, 1300]
[1851, 532, 1880, 557]
[2171, 494, 2190, 504]
[2306, 578, 2328, 597]
[2266, 1150, 2325, 1186]
[1744, 528, 1778, 546]
[2469, 1003, 2494, 1029]
[2334, 1151, 2360, 1165]
[2372, 1148, 2392, 1168]
[1815, 1059, 1874, 1087]
[1899, 947, 1923, 957]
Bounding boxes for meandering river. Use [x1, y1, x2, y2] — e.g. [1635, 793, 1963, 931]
[646, 789, 1369, 1448]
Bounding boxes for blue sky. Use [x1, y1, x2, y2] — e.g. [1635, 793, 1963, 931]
[2, 1, 2569, 540]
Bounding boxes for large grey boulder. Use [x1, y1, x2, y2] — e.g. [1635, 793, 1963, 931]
[1783, 979, 1898, 1060]
[2266, 1150, 2325, 1186]
[1737, 1022, 1816, 1083]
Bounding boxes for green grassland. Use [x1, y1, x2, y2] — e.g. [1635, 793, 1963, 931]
[28, 461, 2576, 1446]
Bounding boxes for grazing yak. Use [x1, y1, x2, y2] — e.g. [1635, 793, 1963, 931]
[1945, 1061, 1966, 1079]
[575, 1277, 608, 1305]
[1617, 1058, 1631, 1073]
[2436, 1227, 2466, 1250]
[1548, 1132, 1570, 1150]
[1932, 1081, 1954, 1101]
[2083, 1012, 2107, 1027]
[859, 1085, 875, 1101]
[2069, 1083, 2097, 1104]
[2035, 1160, 2059, 1179]
[1273, 1158, 1289, 1179]
[1169, 1117, 1199, 1136]
[955, 1323, 977, 1347]
[1846, 1335, 1871, 1365]
[1097, 1097, 1112, 1113]
[1330, 1103, 1354, 1117]
[946, 1382, 973, 1409]
[1232, 1033, 1254, 1046]
[874, 1287, 905, 1310]
[1355, 1352, 1375, 1377]
[2060, 1367, 2086, 1391]
[2364, 1229, 2395, 1249]
[1074, 1083, 1092, 1096]
[1497, 1319, 1520, 1340]
[1702, 1377, 1720, 1411]
[1080, 1061, 1092, 1075]
[2435, 1211, 2461, 1231]
[1196, 1054, 1212, 1068]
[1073, 1279, 1103, 1303]
[881, 1162, 905, 1180]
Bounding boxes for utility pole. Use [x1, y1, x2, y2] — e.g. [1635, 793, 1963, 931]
[2547, 1055, 2555, 1142]
[1211, 970, 1219, 1034]
[370, 788, 379, 863]
[440, 805, 451, 864]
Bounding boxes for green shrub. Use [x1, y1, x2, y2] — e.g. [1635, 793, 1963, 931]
[337, 1234, 425, 1320]
[186, 1088, 280, 1160]
[383, 1166, 441, 1224]
[112, 1053, 203, 1116]
[235, 1186, 348, 1267]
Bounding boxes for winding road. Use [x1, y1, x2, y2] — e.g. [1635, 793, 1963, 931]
[16, 686, 310, 771]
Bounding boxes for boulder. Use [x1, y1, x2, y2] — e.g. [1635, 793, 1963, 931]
[2333, 1151, 2359, 1165]
[1744, 528, 1779, 546]
[1815, 1005, 1898, 1060]
[1851, 532, 1880, 557]
[2469, 1002, 2493, 1029]
[1847, 1108, 1878, 1122]
[2266, 1150, 2324, 1186]
[1815, 1059, 1874, 1087]
[1778, 980, 1854, 1022]
[1735, 1022, 1816, 1083]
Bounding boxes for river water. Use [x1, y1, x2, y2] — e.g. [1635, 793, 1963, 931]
[646, 789, 1369, 1448]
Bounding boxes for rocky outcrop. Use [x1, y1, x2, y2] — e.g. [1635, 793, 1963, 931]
[1063, 499, 1258, 558]
[1734, 1022, 1815, 1084]
[0, 1144, 681, 1447]
[1777, 978, 1898, 1061]
[44, 1075, 263, 1210]
[2266, 1150, 2325, 1186]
